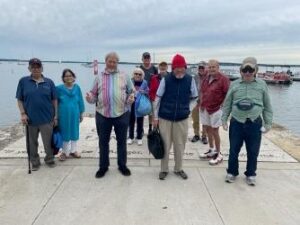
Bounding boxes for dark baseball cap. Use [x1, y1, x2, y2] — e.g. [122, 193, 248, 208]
[142, 52, 151, 58]
[29, 58, 42, 67]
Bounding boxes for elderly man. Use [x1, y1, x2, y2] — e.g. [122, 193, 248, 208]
[153, 54, 198, 180]
[222, 57, 273, 186]
[199, 59, 230, 165]
[191, 61, 208, 144]
[16, 58, 57, 170]
[140, 52, 158, 134]
[86, 52, 135, 178]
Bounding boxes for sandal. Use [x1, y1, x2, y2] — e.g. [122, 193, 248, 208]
[58, 152, 67, 161]
[70, 152, 81, 158]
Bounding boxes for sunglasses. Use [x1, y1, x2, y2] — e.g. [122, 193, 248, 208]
[198, 66, 205, 70]
[241, 66, 255, 73]
[134, 73, 142, 76]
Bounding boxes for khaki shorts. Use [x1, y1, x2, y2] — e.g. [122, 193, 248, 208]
[200, 109, 222, 128]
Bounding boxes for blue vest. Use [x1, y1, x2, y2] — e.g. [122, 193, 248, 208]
[159, 73, 192, 121]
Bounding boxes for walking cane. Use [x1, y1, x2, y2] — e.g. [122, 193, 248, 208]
[25, 125, 31, 174]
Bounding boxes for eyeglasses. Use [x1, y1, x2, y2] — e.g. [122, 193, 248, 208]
[198, 66, 205, 70]
[134, 73, 142, 76]
[241, 66, 255, 73]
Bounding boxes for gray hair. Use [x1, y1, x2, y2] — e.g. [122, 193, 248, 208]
[132, 68, 145, 79]
[105, 52, 120, 62]
[208, 59, 219, 66]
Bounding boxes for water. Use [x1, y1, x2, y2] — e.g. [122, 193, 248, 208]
[1, 62, 300, 136]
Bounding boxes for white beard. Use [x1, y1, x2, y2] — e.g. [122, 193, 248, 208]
[175, 74, 185, 79]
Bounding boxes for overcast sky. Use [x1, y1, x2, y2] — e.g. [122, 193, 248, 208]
[1, 0, 300, 64]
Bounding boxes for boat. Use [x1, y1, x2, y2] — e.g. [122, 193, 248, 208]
[257, 71, 293, 85]
[186, 66, 198, 76]
[81, 62, 93, 68]
[221, 69, 240, 81]
[187, 67, 241, 81]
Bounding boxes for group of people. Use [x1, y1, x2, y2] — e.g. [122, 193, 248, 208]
[16, 52, 273, 186]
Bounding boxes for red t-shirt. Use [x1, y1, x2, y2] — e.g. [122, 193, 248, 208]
[200, 72, 230, 114]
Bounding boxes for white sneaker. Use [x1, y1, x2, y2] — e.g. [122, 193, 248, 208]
[209, 152, 223, 165]
[137, 139, 143, 146]
[225, 173, 236, 183]
[246, 176, 256, 186]
[127, 139, 134, 145]
[199, 149, 218, 159]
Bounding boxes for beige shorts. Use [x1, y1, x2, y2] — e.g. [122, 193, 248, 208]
[200, 109, 222, 128]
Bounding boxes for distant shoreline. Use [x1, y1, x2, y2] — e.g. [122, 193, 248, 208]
[1, 59, 300, 68]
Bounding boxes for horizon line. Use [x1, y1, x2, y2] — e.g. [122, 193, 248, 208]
[1, 58, 300, 68]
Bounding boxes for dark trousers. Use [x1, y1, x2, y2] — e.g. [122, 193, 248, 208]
[28, 123, 54, 164]
[129, 102, 144, 139]
[95, 111, 130, 169]
[227, 117, 262, 177]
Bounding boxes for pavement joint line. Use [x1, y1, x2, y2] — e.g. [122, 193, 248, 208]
[0, 162, 299, 170]
[31, 166, 75, 225]
[197, 167, 226, 225]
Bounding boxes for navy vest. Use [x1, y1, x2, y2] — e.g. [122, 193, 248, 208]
[159, 73, 192, 121]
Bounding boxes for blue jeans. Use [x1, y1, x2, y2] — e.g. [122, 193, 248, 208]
[227, 117, 262, 177]
[95, 111, 130, 169]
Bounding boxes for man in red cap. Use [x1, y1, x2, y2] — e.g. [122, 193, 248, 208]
[153, 54, 198, 180]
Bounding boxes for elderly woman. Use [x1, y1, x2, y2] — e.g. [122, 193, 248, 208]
[56, 69, 85, 161]
[222, 57, 273, 186]
[86, 52, 135, 178]
[127, 68, 149, 146]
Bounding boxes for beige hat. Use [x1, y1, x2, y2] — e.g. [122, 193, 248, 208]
[198, 61, 206, 69]
[198, 61, 206, 66]
[240, 57, 258, 73]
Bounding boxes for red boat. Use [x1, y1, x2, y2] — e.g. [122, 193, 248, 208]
[257, 71, 293, 85]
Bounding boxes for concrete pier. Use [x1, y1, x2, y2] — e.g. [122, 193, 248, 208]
[0, 117, 299, 225]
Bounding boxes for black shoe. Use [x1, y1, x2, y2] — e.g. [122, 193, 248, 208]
[191, 135, 200, 142]
[95, 168, 108, 178]
[174, 170, 188, 180]
[159, 172, 168, 180]
[119, 166, 131, 176]
[45, 160, 56, 168]
[31, 161, 41, 171]
[201, 136, 208, 144]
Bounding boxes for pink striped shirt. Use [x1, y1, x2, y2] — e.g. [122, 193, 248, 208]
[89, 70, 134, 118]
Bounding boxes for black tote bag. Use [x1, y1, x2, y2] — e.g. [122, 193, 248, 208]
[147, 128, 165, 159]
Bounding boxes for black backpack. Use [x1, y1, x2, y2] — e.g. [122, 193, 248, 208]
[147, 128, 164, 159]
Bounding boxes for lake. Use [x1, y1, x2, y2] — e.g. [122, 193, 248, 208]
[0, 62, 299, 136]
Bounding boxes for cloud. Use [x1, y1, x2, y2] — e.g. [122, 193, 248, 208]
[0, 0, 300, 63]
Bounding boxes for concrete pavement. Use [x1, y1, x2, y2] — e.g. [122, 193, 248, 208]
[0, 117, 300, 225]
[0, 159, 299, 225]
